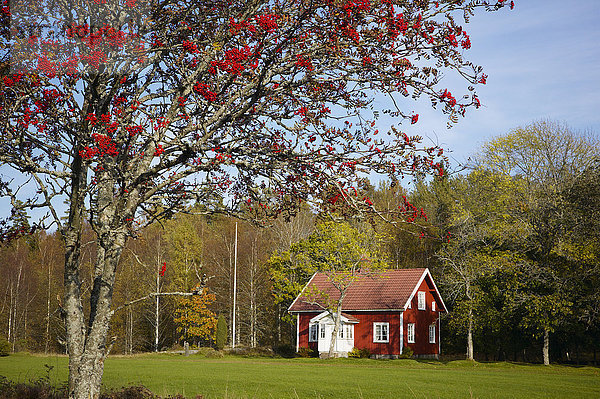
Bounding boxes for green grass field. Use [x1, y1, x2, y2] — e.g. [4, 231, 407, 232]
[1, 352, 599, 398]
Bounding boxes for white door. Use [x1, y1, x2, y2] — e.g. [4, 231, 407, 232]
[318, 324, 330, 353]
[318, 323, 355, 354]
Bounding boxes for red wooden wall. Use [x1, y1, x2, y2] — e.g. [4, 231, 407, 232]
[297, 312, 319, 351]
[403, 275, 441, 355]
[352, 312, 402, 355]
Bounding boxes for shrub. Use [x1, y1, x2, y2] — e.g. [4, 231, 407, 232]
[194, 347, 214, 357]
[0, 337, 10, 357]
[297, 346, 318, 358]
[100, 385, 155, 398]
[0, 374, 66, 399]
[225, 346, 275, 358]
[215, 315, 227, 350]
[399, 346, 414, 359]
[205, 348, 224, 358]
[273, 344, 295, 358]
[348, 347, 371, 358]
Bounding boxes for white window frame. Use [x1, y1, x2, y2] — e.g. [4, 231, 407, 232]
[429, 324, 436, 344]
[373, 322, 389, 343]
[432, 301, 436, 312]
[418, 291, 426, 310]
[320, 324, 326, 339]
[309, 324, 318, 342]
[407, 323, 415, 343]
[338, 325, 353, 339]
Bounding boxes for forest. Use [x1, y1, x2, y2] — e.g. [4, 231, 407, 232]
[1, 120, 598, 365]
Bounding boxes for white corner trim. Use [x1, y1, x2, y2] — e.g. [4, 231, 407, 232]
[400, 312, 404, 355]
[296, 313, 300, 352]
[438, 317, 441, 355]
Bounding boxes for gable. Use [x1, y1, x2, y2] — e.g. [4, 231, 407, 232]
[289, 268, 444, 312]
[404, 272, 447, 312]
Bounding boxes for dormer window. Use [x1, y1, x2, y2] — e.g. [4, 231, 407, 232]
[418, 291, 426, 310]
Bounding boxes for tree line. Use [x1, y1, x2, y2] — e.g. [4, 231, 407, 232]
[1, 121, 598, 364]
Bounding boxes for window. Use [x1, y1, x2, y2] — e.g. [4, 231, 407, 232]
[346, 325, 353, 339]
[320, 324, 326, 339]
[339, 325, 353, 339]
[407, 323, 415, 343]
[309, 324, 318, 342]
[429, 324, 436, 344]
[432, 301, 436, 312]
[373, 322, 389, 343]
[418, 291, 426, 310]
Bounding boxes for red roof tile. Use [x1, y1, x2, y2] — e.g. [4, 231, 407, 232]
[288, 268, 428, 312]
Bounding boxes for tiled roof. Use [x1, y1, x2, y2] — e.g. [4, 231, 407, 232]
[288, 268, 427, 312]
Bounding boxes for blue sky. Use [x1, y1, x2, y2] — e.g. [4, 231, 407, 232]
[394, 0, 600, 168]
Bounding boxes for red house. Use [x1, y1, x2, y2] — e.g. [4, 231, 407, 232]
[288, 268, 446, 358]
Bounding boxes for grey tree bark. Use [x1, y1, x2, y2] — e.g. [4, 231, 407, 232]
[543, 328, 550, 366]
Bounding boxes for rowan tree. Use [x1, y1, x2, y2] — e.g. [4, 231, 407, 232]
[1, 0, 513, 396]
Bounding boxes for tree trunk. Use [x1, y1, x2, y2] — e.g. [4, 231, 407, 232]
[277, 303, 281, 343]
[328, 302, 342, 358]
[64, 153, 132, 398]
[68, 234, 125, 399]
[543, 328, 550, 366]
[466, 284, 474, 361]
[155, 272, 160, 352]
[45, 259, 52, 355]
[466, 318, 474, 361]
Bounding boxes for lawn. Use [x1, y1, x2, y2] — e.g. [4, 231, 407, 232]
[1, 353, 599, 398]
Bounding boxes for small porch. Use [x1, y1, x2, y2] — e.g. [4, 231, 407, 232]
[308, 311, 359, 357]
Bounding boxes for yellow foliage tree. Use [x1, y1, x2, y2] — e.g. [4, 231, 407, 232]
[173, 287, 217, 345]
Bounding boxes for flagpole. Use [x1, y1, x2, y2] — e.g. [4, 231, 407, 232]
[232, 222, 238, 349]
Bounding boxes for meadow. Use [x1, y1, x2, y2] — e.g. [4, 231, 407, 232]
[0, 352, 599, 398]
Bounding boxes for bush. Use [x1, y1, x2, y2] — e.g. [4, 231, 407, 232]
[225, 346, 275, 358]
[0, 337, 10, 357]
[194, 347, 214, 357]
[100, 385, 155, 398]
[0, 374, 66, 399]
[348, 347, 371, 358]
[204, 348, 224, 358]
[215, 315, 227, 350]
[297, 346, 318, 358]
[399, 346, 414, 359]
[273, 344, 296, 358]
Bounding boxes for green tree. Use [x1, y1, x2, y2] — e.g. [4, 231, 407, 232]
[215, 314, 227, 351]
[434, 170, 526, 360]
[274, 221, 387, 357]
[478, 120, 599, 365]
